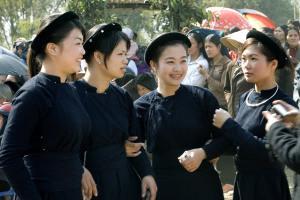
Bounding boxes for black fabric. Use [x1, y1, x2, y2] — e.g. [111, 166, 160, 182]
[0, 73, 91, 200]
[221, 87, 296, 200]
[134, 85, 231, 199]
[144, 32, 191, 65]
[247, 30, 290, 68]
[83, 22, 122, 58]
[31, 11, 79, 54]
[73, 80, 153, 200]
[267, 122, 300, 200]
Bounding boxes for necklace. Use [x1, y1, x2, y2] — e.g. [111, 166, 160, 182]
[245, 84, 279, 107]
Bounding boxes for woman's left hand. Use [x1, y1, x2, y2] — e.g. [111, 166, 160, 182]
[141, 175, 157, 200]
[178, 148, 206, 173]
[81, 167, 98, 200]
[213, 108, 232, 128]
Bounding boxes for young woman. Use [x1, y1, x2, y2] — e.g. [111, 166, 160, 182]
[134, 32, 230, 200]
[274, 25, 288, 48]
[182, 31, 209, 87]
[73, 23, 157, 200]
[200, 33, 231, 110]
[286, 27, 300, 66]
[213, 30, 296, 200]
[0, 11, 95, 200]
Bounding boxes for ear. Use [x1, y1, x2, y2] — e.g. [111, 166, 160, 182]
[45, 43, 59, 56]
[150, 60, 158, 73]
[270, 59, 278, 71]
[93, 51, 104, 64]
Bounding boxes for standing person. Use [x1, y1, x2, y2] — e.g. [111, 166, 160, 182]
[263, 100, 300, 200]
[73, 23, 157, 200]
[274, 25, 288, 48]
[135, 32, 230, 200]
[182, 31, 209, 88]
[0, 11, 96, 200]
[213, 30, 295, 200]
[200, 33, 232, 110]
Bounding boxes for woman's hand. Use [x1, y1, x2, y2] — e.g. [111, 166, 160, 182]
[213, 108, 232, 128]
[141, 175, 157, 200]
[178, 148, 207, 173]
[198, 65, 209, 79]
[125, 136, 144, 157]
[81, 167, 97, 200]
[262, 100, 300, 131]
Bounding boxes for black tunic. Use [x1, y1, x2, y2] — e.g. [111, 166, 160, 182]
[267, 122, 300, 200]
[0, 73, 91, 200]
[73, 80, 153, 200]
[134, 85, 230, 200]
[221, 87, 295, 200]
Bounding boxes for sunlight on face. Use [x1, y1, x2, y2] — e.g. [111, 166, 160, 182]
[241, 45, 275, 84]
[154, 44, 188, 87]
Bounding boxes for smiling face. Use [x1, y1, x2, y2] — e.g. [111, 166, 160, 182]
[151, 44, 188, 87]
[55, 28, 85, 75]
[287, 29, 300, 48]
[241, 44, 276, 85]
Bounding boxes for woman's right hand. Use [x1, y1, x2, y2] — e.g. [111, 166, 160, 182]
[125, 136, 145, 157]
[213, 108, 232, 128]
[82, 167, 98, 200]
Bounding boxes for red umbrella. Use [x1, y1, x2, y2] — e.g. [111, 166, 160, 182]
[238, 9, 276, 29]
[206, 7, 252, 31]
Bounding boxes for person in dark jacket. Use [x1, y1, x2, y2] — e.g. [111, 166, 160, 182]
[263, 100, 300, 200]
[0, 11, 96, 200]
[73, 23, 157, 200]
[213, 30, 295, 200]
[134, 32, 231, 200]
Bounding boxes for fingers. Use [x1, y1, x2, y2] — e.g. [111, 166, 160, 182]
[273, 100, 297, 111]
[125, 141, 144, 157]
[82, 168, 98, 200]
[262, 111, 272, 120]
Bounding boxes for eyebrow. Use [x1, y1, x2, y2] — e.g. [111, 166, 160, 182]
[75, 37, 83, 41]
[242, 53, 258, 57]
[165, 56, 187, 60]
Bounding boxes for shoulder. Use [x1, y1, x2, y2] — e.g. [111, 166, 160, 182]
[181, 85, 218, 103]
[276, 89, 298, 107]
[134, 90, 156, 108]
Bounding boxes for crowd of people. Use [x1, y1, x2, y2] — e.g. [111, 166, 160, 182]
[0, 10, 299, 200]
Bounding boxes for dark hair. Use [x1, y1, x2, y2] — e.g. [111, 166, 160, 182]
[151, 40, 189, 64]
[277, 25, 288, 37]
[28, 14, 85, 77]
[242, 37, 278, 64]
[228, 26, 240, 34]
[187, 32, 208, 59]
[205, 33, 229, 57]
[84, 24, 130, 67]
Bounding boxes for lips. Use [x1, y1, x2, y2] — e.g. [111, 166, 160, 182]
[170, 74, 183, 80]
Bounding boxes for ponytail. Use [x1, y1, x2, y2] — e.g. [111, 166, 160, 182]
[27, 48, 41, 77]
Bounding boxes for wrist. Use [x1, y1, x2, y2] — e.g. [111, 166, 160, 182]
[197, 148, 207, 159]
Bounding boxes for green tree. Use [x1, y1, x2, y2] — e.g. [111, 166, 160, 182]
[0, 0, 66, 48]
[149, 0, 206, 31]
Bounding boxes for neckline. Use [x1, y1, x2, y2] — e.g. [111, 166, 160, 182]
[245, 84, 279, 107]
[39, 72, 62, 83]
[79, 79, 111, 94]
[155, 84, 183, 99]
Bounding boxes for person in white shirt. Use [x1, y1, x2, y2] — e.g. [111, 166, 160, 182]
[182, 32, 209, 87]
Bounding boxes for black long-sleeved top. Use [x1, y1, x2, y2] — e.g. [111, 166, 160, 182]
[73, 80, 153, 199]
[134, 84, 230, 167]
[221, 87, 296, 200]
[267, 122, 300, 199]
[134, 85, 230, 199]
[0, 73, 91, 200]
